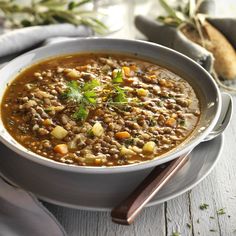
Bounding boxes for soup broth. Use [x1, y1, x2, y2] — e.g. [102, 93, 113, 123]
[1, 54, 200, 166]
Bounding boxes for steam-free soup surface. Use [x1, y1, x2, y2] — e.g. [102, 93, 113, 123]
[1, 54, 200, 166]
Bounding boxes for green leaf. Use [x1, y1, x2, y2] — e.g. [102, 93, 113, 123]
[82, 79, 100, 91]
[68, 1, 76, 10]
[72, 104, 88, 121]
[199, 203, 209, 210]
[217, 208, 226, 215]
[112, 70, 123, 83]
[113, 86, 127, 103]
[158, 0, 186, 26]
[84, 90, 97, 104]
[63, 81, 83, 103]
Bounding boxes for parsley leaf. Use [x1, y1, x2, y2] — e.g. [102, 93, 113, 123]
[63, 79, 100, 121]
[112, 70, 123, 83]
[63, 81, 83, 103]
[84, 90, 97, 104]
[217, 208, 226, 215]
[113, 86, 127, 103]
[199, 203, 209, 210]
[82, 79, 100, 91]
[171, 232, 180, 236]
[72, 105, 88, 121]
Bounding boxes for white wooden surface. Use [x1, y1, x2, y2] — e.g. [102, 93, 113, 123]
[43, 1, 236, 234]
[44, 96, 236, 235]
[1, 1, 234, 235]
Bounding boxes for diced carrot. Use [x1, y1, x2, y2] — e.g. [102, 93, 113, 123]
[115, 131, 131, 139]
[124, 77, 135, 84]
[165, 118, 177, 127]
[122, 67, 131, 77]
[54, 144, 68, 155]
[43, 119, 53, 126]
[130, 65, 137, 72]
[94, 159, 102, 165]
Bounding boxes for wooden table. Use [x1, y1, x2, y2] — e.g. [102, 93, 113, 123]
[1, 1, 235, 235]
[44, 95, 236, 236]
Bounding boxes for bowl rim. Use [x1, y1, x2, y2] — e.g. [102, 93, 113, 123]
[0, 37, 222, 174]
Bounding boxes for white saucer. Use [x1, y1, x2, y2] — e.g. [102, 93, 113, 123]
[0, 135, 223, 211]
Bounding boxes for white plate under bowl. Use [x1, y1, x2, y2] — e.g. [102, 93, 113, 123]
[0, 135, 223, 211]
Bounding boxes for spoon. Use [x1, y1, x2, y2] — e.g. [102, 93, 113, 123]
[111, 93, 233, 225]
[111, 151, 190, 225]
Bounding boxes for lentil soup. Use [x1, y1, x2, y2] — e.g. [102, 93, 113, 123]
[1, 54, 200, 167]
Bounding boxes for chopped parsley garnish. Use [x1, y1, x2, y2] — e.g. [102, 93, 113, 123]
[216, 208, 226, 215]
[82, 79, 100, 91]
[113, 85, 128, 103]
[63, 79, 100, 121]
[179, 119, 185, 126]
[63, 81, 83, 103]
[171, 232, 180, 236]
[186, 223, 191, 228]
[199, 203, 209, 210]
[87, 128, 95, 138]
[72, 104, 88, 121]
[112, 70, 123, 83]
[123, 138, 135, 147]
[83, 90, 97, 104]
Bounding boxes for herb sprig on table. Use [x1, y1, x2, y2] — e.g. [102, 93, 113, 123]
[0, 0, 107, 33]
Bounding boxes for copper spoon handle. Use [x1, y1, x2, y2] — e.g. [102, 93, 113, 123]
[111, 152, 190, 225]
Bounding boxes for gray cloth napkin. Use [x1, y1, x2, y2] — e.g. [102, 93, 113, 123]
[0, 177, 66, 236]
[0, 23, 93, 58]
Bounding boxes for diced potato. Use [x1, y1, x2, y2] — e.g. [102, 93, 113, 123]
[122, 66, 130, 77]
[91, 122, 104, 137]
[51, 126, 68, 139]
[66, 69, 80, 79]
[120, 146, 136, 156]
[115, 131, 131, 139]
[165, 118, 177, 127]
[136, 88, 149, 97]
[54, 144, 68, 155]
[132, 146, 142, 153]
[143, 141, 156, 153]
[84, 154, 97, 164]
